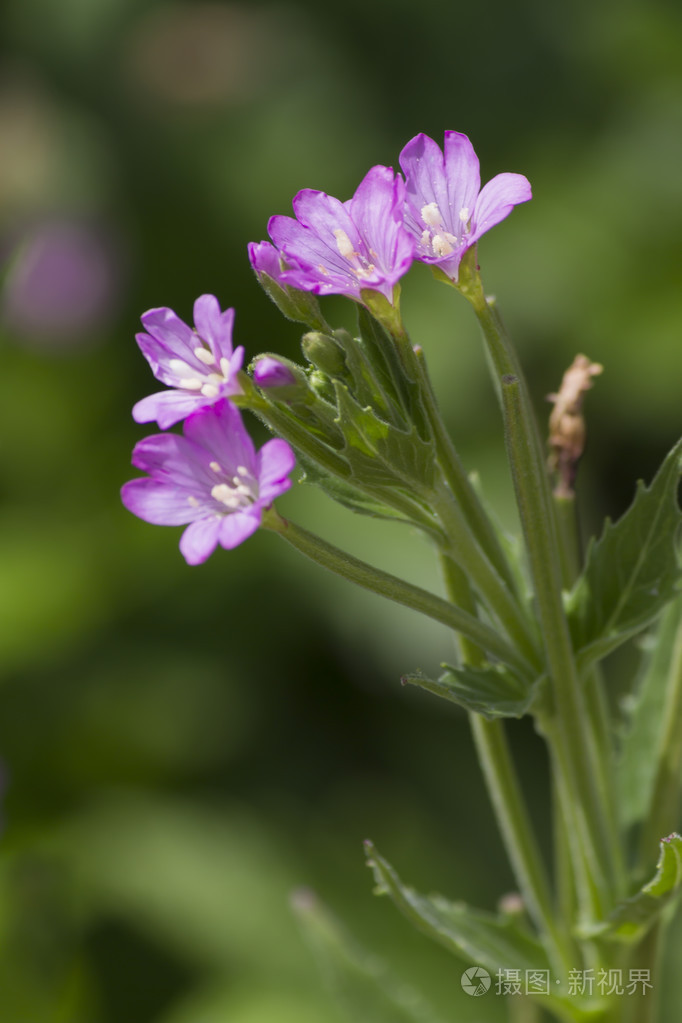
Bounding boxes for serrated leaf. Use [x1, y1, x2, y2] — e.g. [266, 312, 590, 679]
[291, 889, 447, 1023]
[402, 663, 539, 719]
[567, 438, 682, 666]
[581, 834, 682, 943]
[335, 384, 437, 491]
[365, 843, 600, 1020]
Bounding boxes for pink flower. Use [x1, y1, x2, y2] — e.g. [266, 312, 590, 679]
[399, 132, 532, 281]
[121, 399, 295, 564]
[133, 294, 244, 429]
[263, 165, 415, 303]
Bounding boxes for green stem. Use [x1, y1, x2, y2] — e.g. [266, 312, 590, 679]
[265, 511, 534, 677]
[554, 494, 627, 899]
[500, 374, 614, 920]
[411, 346, 521, 598]
[439, 555, 572, 976]
[376, 302, 522, 600]
[433, 487, 541, 670]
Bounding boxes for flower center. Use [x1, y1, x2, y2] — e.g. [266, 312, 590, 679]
[169, 345, 233, 398]
[333, 229, 376, 280]
[209, 463, 258, 513]
[418, 202, 469, 258]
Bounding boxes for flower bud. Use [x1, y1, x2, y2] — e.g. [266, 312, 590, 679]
[253, 356, 297, 389]
[301, 332, 348, 378]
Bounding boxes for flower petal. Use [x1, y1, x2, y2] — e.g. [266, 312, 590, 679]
[248, 240, 285, 281]
[121, 478, 200, 526]
[218, 510, 261, 549]
[192, 294, 235, 358]
[183, 399, 256, 476]
[348, 166, 414, 286]
[442, 131, 481, 225]
[132, 389, 205, 429]
[179, 517, 222, 564]
[140, 306, 196, 356]
[268, 213, 360, 296]
[470, 172, 532, 243]
[257, 438, 296, 501]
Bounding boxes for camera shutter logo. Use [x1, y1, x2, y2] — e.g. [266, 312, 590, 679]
[461, 966, 491, 996]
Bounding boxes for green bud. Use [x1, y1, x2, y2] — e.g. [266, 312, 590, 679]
[301, 331, 349, 378]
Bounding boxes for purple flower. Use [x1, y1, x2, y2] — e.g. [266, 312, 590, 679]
[121, 399, 295, 564]
[133, 294, 244, 429]
[399, 132, 532, 281]
[265, 165, 415, 303]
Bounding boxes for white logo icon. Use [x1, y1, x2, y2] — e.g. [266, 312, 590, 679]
[461, 966, 491, 996]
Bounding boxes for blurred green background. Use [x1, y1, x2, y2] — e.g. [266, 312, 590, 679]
[1, 0, 682, 1020]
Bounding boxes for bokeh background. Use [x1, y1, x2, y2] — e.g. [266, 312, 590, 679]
[1, 0, 682, 1020]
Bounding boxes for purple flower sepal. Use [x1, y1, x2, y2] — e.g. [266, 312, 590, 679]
[133, 294, 245, 429]
[399, 132, 532, 282]
[253, 356, 298, 389]
[266, 165, 415, 305]
[248, 241, 328, 330]
[121, 399, 295, 564]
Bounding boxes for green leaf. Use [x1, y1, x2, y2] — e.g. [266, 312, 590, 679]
[567, 438, 682, 667]
[299, 458, 417, 524]
[580, 833, 682, 943]
[335, 383, 437, 492]
[402, 663, 539, 719]
[291, 889, 447, 1023]
[365, 843, 600, 1021]
[618, 598, 682, 829]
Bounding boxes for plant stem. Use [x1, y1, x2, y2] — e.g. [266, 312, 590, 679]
[432, 487, 541, 670]
[500, 374, 615, 920]
[439, 554, 572, 976]
[553, 494, 626, 899]
[380, 311, 522, 600]
[265, 511, 534, 677]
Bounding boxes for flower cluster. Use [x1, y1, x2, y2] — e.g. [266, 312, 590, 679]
[249, 131, 531, 301]
[123, 130, 531, 565]
[122, 295, 295, 563]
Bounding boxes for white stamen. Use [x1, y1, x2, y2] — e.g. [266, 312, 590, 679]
[236, 466, 250, 477]
[179, 377, 203, 390]
[187, 496, 200, 507]
[211, 483, 242, 508]
[169, 358, 193, 375]
[334, 228, 356, 261]
[201, 383, 220, 398]
[432, 234, 455, 257]
[458, 206, 470, 224]
[420, 228, 431, 248]
[209, 461, 222, 473]
[194, 347, 216, 366]
[420, 202, 444, 229]
[219, 357, 231, 377]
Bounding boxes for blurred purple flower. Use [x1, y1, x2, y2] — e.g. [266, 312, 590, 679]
[121, 399, 295, 564]
[253, 356, 296, 388]
[1, 220, 120, 345]
[264, 165, 415, 303]
[399, 132, 532, 281]
[133, 294, 244, 429]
